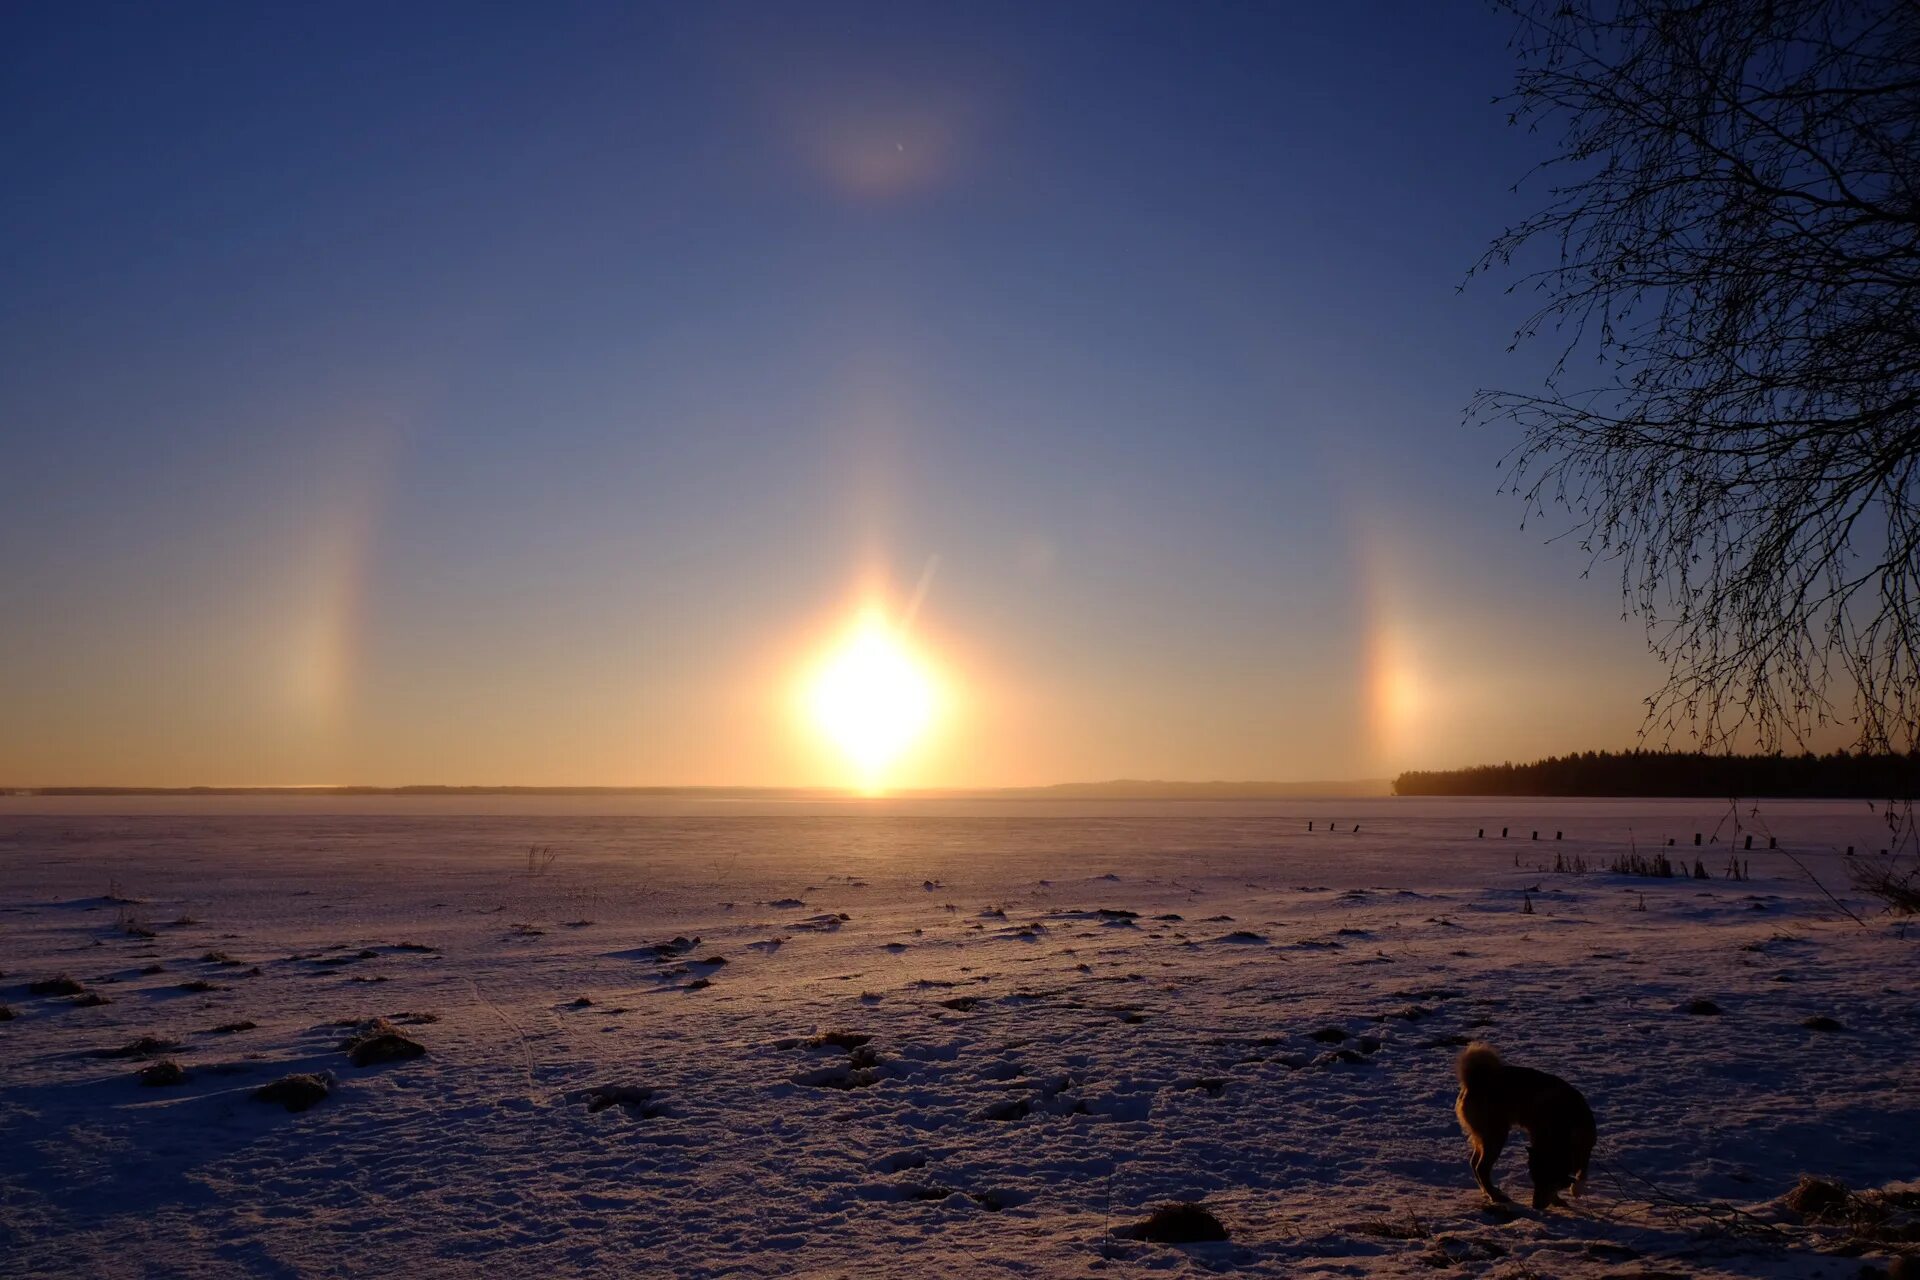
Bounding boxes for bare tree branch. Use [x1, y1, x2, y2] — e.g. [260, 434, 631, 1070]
[1475, 0, 1920, 767]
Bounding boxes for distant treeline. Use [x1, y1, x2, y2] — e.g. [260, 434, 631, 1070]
[1393, 750, 1919, 799]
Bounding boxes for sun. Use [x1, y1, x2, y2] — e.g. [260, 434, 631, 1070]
[806, 609, 939, 791]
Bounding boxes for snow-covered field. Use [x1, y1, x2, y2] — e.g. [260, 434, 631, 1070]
[1, 796, 1915, 1278]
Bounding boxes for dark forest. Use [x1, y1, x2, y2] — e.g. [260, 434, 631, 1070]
[1394, 750, 1918, 798]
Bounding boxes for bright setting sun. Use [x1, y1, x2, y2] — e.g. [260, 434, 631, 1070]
[805, 609, 940, 790]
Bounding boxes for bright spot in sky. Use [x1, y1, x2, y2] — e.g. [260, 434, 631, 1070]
[806, 609, 938, 790]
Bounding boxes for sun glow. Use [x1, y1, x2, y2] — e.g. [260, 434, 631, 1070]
[805, 609, 940, 791]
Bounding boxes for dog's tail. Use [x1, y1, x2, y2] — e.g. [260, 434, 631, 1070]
[1456, 1042, 1503, 1089]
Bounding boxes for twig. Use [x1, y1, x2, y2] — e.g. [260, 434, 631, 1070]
[1596, 1158, 1793, 1242]
[1774, 847, 1866, 927]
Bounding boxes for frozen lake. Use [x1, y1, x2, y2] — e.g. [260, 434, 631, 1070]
[2, 797, 1915, 1277]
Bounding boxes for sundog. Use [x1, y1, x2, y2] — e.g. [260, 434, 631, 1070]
[1455, 1043, 1595, 1209]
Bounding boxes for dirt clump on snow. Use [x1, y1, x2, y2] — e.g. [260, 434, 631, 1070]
[1783, 1176, 1920, 1251]
[254, 1072, 333, 1112]
[338, 1017, 427, 1066]
[138, 1059, 187, 1086]
[808, 1030, 872, 1050]
[583, 1085, 664, 1116]
[1123, 1202, 1229, 1243]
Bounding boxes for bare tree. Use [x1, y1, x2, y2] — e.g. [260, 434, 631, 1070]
[1473, 0, 1920, 760]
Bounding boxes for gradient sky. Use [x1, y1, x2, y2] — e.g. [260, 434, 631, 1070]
[2, 2, 1687, 789]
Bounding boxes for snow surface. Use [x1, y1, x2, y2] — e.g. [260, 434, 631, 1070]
[1, 796, 1916, 1278]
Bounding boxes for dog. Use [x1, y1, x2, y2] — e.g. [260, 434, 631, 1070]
[1455, 1043, 1595, 1208]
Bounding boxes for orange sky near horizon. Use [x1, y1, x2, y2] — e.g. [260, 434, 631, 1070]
[2, 537, 1692, 792]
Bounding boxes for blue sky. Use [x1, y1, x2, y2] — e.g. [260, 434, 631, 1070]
[0, 3, 1674, 786]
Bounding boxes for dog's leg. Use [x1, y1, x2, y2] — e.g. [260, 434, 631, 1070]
[1528, 1144, 1571, 1209]
[1470, 1129, 1510, 1203]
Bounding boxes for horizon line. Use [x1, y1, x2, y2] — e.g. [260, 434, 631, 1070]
[2, 778, 1395, 798]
